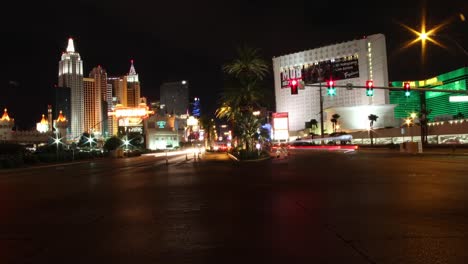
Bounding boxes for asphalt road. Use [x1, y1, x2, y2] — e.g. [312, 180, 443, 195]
[1, 150, 468, 263]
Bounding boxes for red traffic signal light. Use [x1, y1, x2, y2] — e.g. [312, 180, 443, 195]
[326, 80, 335, 88]
[290, 79, 298, 95]
[366, 80, 374, 96]
[403, 82, 411, 96]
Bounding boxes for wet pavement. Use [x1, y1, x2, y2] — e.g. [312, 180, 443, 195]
[1, 150, 468, 263]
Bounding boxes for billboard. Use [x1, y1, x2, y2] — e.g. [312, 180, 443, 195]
[272, 112, 289, 140]
[280, 56, 360, 87]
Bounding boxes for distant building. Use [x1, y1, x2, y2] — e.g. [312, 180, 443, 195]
[390, 67, 468, 122]
[0, 109, 53, 144]
[54, 85, 71, 134]
[273, 33, 393, 133]
[58, 38, 84, 139]
[36, 115, 49, 133]
[145, 115, 180, 150]
[83, 78, 102, 134]
[160, 80, 189, 116]
[126, 60, 141, 107]
[108, 77, 127, 106]
[89, 65, 107, 135]
[191, 97, 201, 117]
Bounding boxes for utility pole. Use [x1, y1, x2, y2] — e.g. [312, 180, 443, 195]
[319, 82, 325, 143]
[419, 91, 427, 145]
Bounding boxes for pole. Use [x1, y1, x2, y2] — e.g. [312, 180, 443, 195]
[319, 82, 325, 145]
[420, 91, 427, 145]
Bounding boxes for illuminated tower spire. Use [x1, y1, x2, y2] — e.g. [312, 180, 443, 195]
[125, 59, 140, 107]
[66, 38, 75, 53]
[58, 37, 84, 140]
[129, 59, 137, 76]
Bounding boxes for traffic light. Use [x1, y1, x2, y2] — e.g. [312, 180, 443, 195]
[290, 79, 298, 95]
[366, 80, 374, 96]
[326, 79, 336, 96]
[403, 82, 411, 97]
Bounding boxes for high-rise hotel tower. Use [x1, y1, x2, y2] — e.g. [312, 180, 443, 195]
[126, 60, 141, 107]
[58, 38, 84, 139]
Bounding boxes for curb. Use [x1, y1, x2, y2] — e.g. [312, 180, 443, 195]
[227, 153, 272, 162]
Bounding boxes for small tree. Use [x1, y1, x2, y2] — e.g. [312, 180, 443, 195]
[368, 114, 379, 146]
[310, 119, 318, 133]
[331, 114, 340, 133]
[453, 112, 465, 120]
[104, 136, 123, 151]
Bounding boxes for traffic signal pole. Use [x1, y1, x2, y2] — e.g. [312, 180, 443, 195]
[319, 82, 325, 143]
[303, 82, 468, 146]
[304, 83, 468, 94]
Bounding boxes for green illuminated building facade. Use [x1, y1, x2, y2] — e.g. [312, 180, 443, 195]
[390, 67, 468, 121]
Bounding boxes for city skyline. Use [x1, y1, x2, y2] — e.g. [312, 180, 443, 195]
[1, 0, 467, 129]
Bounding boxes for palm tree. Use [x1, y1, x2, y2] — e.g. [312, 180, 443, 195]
[331, 114, 341, 133]
[368, 114, 379, 146]
[418, 108, 432, 145]
[237, 113, 262, 152]
[216, 45, 269, 152]
[310, 119, 318, 134]
[199, 116, 217, 149]
[222, 45, 269, 83]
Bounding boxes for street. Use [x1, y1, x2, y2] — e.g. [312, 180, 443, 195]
[1, 150, 468, 263]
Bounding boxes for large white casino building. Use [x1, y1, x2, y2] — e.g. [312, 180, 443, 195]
[273, 33, 397, 135]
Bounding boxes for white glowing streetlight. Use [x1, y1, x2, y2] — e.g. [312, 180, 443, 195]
[123, 137, 130, 151]
[51, 133, 62, 161]
[87, 137, 94, 150]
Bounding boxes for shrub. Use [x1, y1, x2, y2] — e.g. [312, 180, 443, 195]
[104, 136, 123, 151]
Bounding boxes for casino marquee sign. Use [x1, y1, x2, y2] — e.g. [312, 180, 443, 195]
[281, 56, 359, 88]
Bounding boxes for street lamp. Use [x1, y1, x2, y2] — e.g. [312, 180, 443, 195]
[123, 137, 130, 152]
[400, 10, 466, 146]
[54, 136, 61, 161]
[87, 137, 94, 150]
[405, 118, 413, 142]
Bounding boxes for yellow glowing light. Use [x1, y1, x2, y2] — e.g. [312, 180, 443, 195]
[420, 32, 428, 40]
[411, 113, 417, 119]
[398, 8, 455, 61]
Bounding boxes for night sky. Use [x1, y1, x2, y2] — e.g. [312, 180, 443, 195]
[1, 0, 467, 130]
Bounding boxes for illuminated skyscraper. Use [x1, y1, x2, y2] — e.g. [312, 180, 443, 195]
[58, 38, 84, 139]
[126, 60, 141, 107]
[83, 78, 102, 134]
[89, 66, 107, 134]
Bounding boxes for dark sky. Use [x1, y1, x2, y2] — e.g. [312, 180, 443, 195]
[1, 0, 467, 129]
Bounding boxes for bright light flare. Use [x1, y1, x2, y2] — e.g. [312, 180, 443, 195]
[398, 9, 457, 61]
